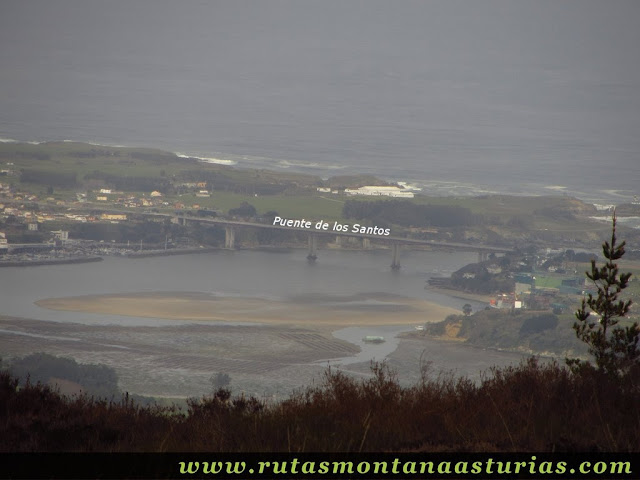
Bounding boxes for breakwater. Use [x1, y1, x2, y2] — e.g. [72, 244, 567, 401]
[0, 256, 103, 268]
[126, 247, 219, 258]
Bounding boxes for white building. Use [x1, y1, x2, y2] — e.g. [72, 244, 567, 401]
[51, 230, 69, 241]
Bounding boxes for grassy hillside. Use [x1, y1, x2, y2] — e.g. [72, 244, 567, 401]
[421, 310, 587, 358]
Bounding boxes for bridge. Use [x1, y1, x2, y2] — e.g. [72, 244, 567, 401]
[148, 212, 514, 269]
[5, 207, 515, 269]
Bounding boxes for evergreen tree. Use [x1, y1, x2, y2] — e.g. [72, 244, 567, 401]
[567, 213, 639, 377]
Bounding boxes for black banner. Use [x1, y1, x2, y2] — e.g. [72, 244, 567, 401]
[1, 452, 638, 479]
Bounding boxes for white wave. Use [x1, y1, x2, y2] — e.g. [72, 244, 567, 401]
[86, 142, 128, 148]
[590, 215, 640, 229]
[0, 138, 46, 145]
[175, 152, 237, 165]
[0, 138, 44, 145]
[63, 139, 129, 148]
[593, 204, 616, 211]
[544, 185, 567, 191]
[396, 181, 422, 191]
[600, 189, 632, 198]
[277, 160, 345, 170]
[617, 216, 640, 229]
[197, 157, 237, 165]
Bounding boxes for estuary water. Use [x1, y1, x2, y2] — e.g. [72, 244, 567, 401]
[0, 249, 480, 325]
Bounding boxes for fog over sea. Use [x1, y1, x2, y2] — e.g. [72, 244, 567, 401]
[1, 1, 639, 204]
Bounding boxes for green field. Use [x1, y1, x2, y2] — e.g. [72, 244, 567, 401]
[531, 276, 565, 289]
[186, 191, 345, 221]
[0, 141, 323, 190]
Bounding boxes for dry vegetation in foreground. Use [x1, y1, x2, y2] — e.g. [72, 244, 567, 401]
[1, 359, 639, 452]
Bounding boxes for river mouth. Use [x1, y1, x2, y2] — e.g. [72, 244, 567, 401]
[330, 325, 416, 366]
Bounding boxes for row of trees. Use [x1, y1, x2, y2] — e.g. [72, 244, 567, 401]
[20, 170, 78, 188]
[83, 171, 171, 193]
[9, 353, 120, 399]
[177, 170, 293, 195]
[342, 199, 481, 228]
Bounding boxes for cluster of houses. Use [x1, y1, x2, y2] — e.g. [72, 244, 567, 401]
[489, 271, 588, 312]
[1, 207, 129, 227]
[0, 182, 39, 203]
[0, 183, 137, 233]
[90, 188, 168, 208]
[1, 181, 216, 238]
[90, 184, 213, 208]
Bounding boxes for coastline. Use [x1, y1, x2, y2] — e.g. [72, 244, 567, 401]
[2, 140, 636, 206]
[424, 285, 491, 304]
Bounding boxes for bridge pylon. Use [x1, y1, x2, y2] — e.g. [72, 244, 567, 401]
[390, 243, 401, 270]
[224, 227, 236, 249]
[307, 233, 318, 261]
[172, 215, 186, 226]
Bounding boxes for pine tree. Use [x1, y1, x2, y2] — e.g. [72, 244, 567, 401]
[567, 212, 639, 377]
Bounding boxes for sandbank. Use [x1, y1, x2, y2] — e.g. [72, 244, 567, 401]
[35, 291, 459, 326]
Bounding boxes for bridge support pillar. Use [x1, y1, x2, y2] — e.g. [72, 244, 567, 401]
[224, 227, 236, 249]
[307, 233, 318, 261]
[335, 235, 343, 247]
[390, 243, 401, 270]
[478, 251, 488, 263]
[362, 238, 372, 249]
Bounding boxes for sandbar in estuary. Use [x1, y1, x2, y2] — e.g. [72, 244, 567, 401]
[35, 291, 459, 326]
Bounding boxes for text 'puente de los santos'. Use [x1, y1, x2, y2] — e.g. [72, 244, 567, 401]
[95, 209, 515, 270]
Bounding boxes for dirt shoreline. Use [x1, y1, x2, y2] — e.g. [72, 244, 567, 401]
[35, 291, 460, 327]
[425, 285, 492, 304]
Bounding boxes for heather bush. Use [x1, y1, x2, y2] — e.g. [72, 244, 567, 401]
[2, 359, 638, 452]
